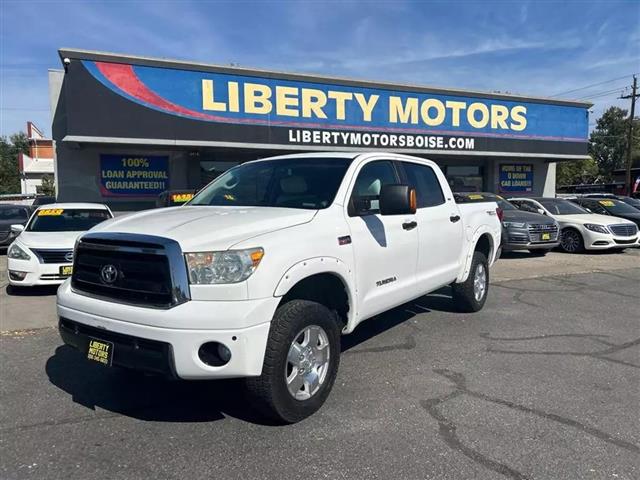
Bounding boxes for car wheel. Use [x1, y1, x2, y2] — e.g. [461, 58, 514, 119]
[452, 251, 489, 313]
[529, 250, 548, 256]
[560, 229, 584, 253]
[245, 299, 341, 424]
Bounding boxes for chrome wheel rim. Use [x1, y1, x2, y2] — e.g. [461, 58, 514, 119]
[285, 325, 330, 400]
[562, 231, 578, 252]
[473, 263, 487, 302]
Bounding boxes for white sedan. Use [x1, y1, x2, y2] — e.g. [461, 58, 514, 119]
[7, 203, 113, 286]
[508, 197, 639, 253]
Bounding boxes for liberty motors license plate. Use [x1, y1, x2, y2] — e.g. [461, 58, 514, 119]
[87, 338, 114, 366]
[59, 265, 73, 276]
[541, 233, 551, 240]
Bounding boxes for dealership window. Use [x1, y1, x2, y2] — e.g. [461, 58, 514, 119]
[445, 166, 484, 192]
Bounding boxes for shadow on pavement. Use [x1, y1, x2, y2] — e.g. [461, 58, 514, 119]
[5, 284, 59, 296]
[45, 287, 460, 425]
[45, 345, 278, 426]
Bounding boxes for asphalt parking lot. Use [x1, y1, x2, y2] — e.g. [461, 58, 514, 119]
[1, 249, 639, 479]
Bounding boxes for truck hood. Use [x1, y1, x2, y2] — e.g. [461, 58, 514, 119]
[90, 206, 317, 251]
[16, 231, 82, 249]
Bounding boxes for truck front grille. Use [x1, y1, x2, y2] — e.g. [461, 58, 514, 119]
[608, 224, 637, 237]
[71, 233, 190, 309]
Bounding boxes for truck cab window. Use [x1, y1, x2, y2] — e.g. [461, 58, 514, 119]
[402, 162, 445, 208]
[350, 161, 398, 216]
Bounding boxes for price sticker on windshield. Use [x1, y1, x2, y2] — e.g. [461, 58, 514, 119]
[37, 209, 64, 216]
[467, 194, 484, 200]
[599, 200, 615, 207]
[170, 193, 194, 203]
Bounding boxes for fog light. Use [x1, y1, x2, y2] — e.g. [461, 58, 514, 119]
[198, 342, 231, 367]
[8, 271, 27, 281]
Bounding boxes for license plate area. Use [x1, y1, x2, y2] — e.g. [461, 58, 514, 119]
[87, 338, 114, 366]
[59, 265, 73, 276]
[541, 233, 551, 240]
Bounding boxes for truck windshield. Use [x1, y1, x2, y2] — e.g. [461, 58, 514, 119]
[189, 157, 352, 210]
[28, 209, 112, 232]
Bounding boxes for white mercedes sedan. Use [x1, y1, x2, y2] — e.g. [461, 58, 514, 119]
[7, 203, 113, 286]
[509, 197, 639, 253]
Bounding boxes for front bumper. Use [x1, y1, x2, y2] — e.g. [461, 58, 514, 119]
[7, 257, 72, 286]
[501, 225, 560, 251]
[583, 230, 639, 250]
[57, 281, 277, 379]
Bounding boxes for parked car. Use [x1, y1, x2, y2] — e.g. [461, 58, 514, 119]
[615, 196, 640, 211]
[30, 195, 57, 209]
[509, 197, 639, 253]
[0, 204, 32, 247]
[7, 203, 113, 286]
[571, 197, 640, 227]
[57, 152, 501, 423]
[455, 192, 559, 256]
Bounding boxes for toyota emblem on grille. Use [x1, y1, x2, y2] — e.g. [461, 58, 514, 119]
[100, 264, 118, 284]
[64, 251, 74, 262]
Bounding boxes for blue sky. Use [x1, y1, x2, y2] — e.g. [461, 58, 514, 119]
[1, 0, 638, 137]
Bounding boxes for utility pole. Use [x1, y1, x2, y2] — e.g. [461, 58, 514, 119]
[620, 75, 638, 195]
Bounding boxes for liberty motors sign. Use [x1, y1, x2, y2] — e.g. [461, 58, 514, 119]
[59, 50, 590, 157]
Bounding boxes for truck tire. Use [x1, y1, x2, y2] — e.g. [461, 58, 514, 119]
[452, 251, 489, 313]
[245, 299, 341, 424]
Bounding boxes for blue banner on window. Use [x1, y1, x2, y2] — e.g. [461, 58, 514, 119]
[499, 164, 533, 192]
[99, 154, 169, 197]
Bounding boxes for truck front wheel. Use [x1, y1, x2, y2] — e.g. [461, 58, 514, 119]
[452, 251, 489, 312]
[245, 300, 341, 424]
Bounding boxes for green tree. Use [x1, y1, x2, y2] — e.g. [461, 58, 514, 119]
[0, 132, 29, 194]
[39, 173, 56, 196]
[556, 157, 599, 186]
[589, 106, 640, 181]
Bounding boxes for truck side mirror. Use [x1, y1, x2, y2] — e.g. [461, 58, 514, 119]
[11, 224, 25, 234]
[379, 184, 417, 215]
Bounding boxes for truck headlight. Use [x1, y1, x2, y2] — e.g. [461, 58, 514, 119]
[503, 221, 526, 228]
[185, 248, 264, 284]
[7, 243, 31, 260]
[584, 224, 609, 234]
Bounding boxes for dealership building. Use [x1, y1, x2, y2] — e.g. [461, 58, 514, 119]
[49, 49, 591, 210]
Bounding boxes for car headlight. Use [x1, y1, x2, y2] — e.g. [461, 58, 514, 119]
[7, 243, 31, 260]
[584, 224, 610, 234]
[185, 248, 264, 284]
[503, 221, 526, 228]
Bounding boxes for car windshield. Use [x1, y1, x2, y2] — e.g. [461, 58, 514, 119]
[539, 199, 588, 215]
[593, 199, 640, 215]
[453, 193, 516, 210]
[619, 197, 640, 209]
[0, 206, 28, 221]
[189, 157, 352, 209]
[27, 209, 111, 232]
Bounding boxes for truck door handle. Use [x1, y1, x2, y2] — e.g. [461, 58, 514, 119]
[402, 221, 418, 230]
[449, 215, 461, 223]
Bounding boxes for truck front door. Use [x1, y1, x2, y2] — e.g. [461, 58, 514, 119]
[345, 160, 419, 321]
[400, 160, 464, 291]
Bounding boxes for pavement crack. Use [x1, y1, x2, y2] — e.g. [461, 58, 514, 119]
[484, 333, 640, 369]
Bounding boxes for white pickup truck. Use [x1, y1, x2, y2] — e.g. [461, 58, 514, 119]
[57, 152, 501, 423]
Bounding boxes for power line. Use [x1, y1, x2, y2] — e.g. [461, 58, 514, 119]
[550, 73, 639, 98]
[578, 86, 629, 100]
